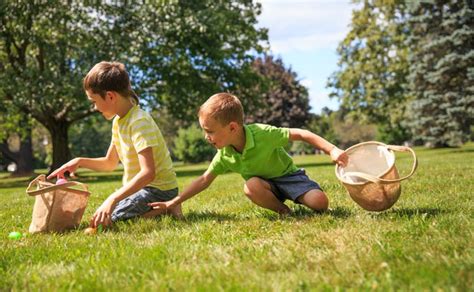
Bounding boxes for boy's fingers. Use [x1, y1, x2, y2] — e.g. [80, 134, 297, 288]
[47, 170, 59, 180]
[47, 168, 65, 180]
[148, 202, 164, 207]
[89, 217, 96, 228]
[150, 203, 166, 210]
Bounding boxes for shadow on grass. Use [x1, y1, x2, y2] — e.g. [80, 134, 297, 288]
[0, 174, 40, 189]
[442, 148, 474, 155]
[261, 206, 353, 221]
[372, 207, 446, 219]
[182, 210, 240, 222]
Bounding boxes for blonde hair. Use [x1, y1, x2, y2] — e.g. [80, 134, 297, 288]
[199, 93, 244, 125]
[83, 61, 139, 105]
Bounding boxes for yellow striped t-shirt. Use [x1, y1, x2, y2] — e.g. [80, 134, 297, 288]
[111, 105, 177, 191]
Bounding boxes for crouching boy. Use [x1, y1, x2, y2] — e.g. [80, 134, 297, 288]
[150, 92, 348, 215]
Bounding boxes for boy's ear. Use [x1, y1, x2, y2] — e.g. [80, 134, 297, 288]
[106, 91, 118, 102]
[229, 121, 239, 132]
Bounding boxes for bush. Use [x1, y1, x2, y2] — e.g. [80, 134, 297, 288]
[173, 124, 215, 163]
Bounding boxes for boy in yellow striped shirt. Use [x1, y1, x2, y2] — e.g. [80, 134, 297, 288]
[48, 61, 181, 227]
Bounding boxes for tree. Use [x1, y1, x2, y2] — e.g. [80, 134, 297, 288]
[328, 0, 411, 144]
[406, 0, 474, 147]
[244, 55, 311, 128]
[174, 124, 215, 163]
[0, 102, 34, 176]
[307, 108, 339, 147]
[0, 2, 126, 171]
[69, 115, 112, 159]
[0, 1, 267, 171]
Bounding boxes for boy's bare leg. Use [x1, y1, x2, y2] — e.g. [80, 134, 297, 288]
[297, 189, 329, 212]
[142, 208, 167, 218]
[168, 204, 184, 219]
[244, 177, 291, 215]
[142, 203, 184, 219]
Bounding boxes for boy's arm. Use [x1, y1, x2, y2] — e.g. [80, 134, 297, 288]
[47, 143, 119, 179]
[289, 128, 348, 166]
[91, 146, 156, 227]
[148, 169, 217, 210]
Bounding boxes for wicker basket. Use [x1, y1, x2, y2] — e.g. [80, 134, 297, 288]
[335, 141, 418, 211]
[26, 175, 90, 233]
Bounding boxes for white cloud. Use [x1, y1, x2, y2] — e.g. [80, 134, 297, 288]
[270, 32, 347, 53]
[258, 0, 354, 53]
[300, 78, 313, 87]
[257, 0, 355, 113]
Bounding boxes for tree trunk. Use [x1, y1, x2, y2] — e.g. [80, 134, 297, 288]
[0, 129, 35, 177]
[49, 121, 71, 173]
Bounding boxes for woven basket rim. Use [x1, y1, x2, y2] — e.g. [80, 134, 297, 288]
[335, 141, 396, 186]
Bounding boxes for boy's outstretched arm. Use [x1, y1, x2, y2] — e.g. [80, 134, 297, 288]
[47, 143, 119, 179]
[289, 128, 348, 166]
[148, 169, 217, 211]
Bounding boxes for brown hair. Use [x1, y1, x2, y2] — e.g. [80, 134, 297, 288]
[83, 61, 138, 104]
[199, 92, 244, 125]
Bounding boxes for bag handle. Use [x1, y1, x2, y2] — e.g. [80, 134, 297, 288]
[344, 145, 418, 184]
[26, 175, 90, 196]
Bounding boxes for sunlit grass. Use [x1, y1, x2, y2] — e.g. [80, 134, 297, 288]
[0, 144, 473, 290]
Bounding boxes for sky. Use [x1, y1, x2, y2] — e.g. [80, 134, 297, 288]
[257, 0, 355, 114]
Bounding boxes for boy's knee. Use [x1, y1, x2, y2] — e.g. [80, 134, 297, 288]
[300, 190, 329, 211]
[244, 177, 263, 198]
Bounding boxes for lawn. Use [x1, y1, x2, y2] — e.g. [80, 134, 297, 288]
[0, 144, 473, 290]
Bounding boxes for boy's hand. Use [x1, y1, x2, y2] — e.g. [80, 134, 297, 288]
[148, 198, 177, 210]
[91, 196, 116, 227]
[47, 158, 80, 180]
[330, 147, 349, 167]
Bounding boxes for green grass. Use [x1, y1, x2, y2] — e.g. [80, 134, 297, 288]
[1, 145, 473, 290]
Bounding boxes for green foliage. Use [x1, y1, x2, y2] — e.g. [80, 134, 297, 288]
[289, 141, 315, 155]
[307, 108, 340, 146]
[328, 0, 411, 144]
[174, 124, 215, 163]
[0, 145, 473, 290]
[307, 108, 376, 149]
[244, 55, 311, 128]
[68, 114, 112, 158]
[406, 1, 474, 147]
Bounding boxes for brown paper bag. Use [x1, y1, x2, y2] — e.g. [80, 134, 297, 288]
[26, 175, 90, 233]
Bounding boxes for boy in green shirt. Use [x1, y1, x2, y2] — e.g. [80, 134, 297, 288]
[149, 93, 348, 215]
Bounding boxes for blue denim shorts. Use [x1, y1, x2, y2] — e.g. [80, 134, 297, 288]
[261, 169, 322, 203]
[111, 187, 178, 222]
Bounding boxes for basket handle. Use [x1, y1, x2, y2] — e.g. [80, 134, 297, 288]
[26, 175, 90, 196]
[344, 145, 418, 184]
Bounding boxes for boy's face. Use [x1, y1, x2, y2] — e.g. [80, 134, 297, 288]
[86, 90, 115, 120]
[199, 114, 234, 149]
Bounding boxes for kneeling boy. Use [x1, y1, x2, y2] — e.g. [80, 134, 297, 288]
[150, 93, 348, 215]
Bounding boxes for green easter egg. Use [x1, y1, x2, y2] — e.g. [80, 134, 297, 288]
[8, 231, 22, 240]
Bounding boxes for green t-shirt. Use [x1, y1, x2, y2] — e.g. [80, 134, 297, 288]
[207, 123, 298, 180]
